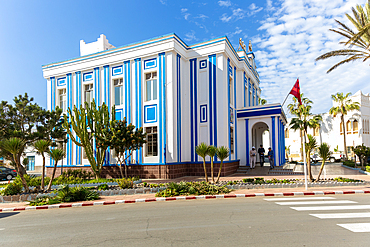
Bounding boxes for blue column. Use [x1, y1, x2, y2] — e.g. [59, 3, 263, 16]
[103, 65, 110, 165]
[190, 58, 197, 162]
[134, 58, 142, 164]
[67, 73, 72, 166]
[50, 77, 55, 167]
[94, 67, 100, 106]
[227, 58, 231, 160]
[245, 119, 249, 166]
[234, 66, 237, 161]
[158, 52, 166, 164]
[124, 61, 131, 124]
[271, 116, 276, 164]
[75, 72, 81, 165]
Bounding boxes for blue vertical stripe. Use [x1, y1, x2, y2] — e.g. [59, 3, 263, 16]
[271, 116, 276, 164]
[67, 73, 72, 166]
[75, 72, 81, 165]
[50, 77, 55, 167]
[208, 55, 213, 146]
[227, 58, 231, 160]
[134, 58, 142, 163]
[245, 119, 249, 166]
[212, 55, 217, 149]
[194, 58, 198, 162]
[176, 54, 181, 162]
[103, 65, 110, 165]
[94, 67, 100, 106]
[124, 60, 131, 164]
[234, 67, 237, 161]
[190, 58, 197, 162]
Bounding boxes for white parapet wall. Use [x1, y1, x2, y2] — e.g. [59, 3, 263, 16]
[80, 34, 115, 56]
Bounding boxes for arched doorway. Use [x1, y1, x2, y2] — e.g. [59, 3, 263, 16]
[251, 122, 269, 149]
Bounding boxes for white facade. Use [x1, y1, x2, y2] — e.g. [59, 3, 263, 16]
[42, 33, 287, 170]
[285, 90, 370, 160]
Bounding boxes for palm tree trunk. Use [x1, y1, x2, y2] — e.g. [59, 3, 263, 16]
[317, 160, 325, 181]
[216, 161, 223, 183]
[202, 159, 208, 182]
[41, 155, 46, 191]
[300, 130, 304, 161]
[342, 116, 348, 161]
[14, 155, 29, 193]
[210, 157, 214, 183]
[47, 161, 58, 191]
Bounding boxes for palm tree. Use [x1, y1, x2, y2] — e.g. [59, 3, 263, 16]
[316, 1, 370, 73]
[215, 146, 229, 183]
[208, 145, 217, 183]
[317, 143, 331, 181]
[259, 98, 267, 105]
[0, 137, 29, 192]
[305, 134, 317, 181]
[34, 139, 51, 191]
[195, 143, 209, 182]
[329, 92, 360, 160]
[47, 148, 65, 191]
[288, 94, 322, 161]
[285, 145, 291, 161]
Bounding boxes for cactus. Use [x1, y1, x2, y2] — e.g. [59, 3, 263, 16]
[62, 100, 114, 179]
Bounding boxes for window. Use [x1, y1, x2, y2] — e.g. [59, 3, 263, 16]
[249, 90, 252, 106]
[84, 84, 93, 105]
[313, 127, 320, 136]
[27, 156, 35, 171]
[285, 129, 289, 138]
[353, 120, 358, 134]
[340, 122, 344, 135]
[229, 77, 233, 106]
[244, 85, 248, 107]
[146, 127, 158, 156]
[145, 72, 157, 101]
[59, 88, 67, 112]
[230, 127, 234, 154]
[346, 120, 352, 134]
[114, 78, 123, 106]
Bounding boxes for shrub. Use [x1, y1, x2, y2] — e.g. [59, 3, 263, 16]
[116, 178, 134, 189]
[334, 177, 361, 182]
[254, 177, 264, 184]
[343, 160, 356, 167]
[29, 196, 61, 206]
[242, 178, 254, 183]
[156, 181, 231, 197]
[366, 166, 370, 172]
[1, 182, 22, 196]
[56, 185, 99, 202]
[97, 184, 109, 190]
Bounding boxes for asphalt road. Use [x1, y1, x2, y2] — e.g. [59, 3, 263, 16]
[1, 194, 370, 247]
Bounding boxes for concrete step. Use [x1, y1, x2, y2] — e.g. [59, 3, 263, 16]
[268, 171, 304, 175]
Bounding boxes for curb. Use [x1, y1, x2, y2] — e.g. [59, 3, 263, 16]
[1, 190, 370, 213]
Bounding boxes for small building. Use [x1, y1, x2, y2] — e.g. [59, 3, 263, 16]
[42, 34, 287, 178]
[285, 90, 370, 161]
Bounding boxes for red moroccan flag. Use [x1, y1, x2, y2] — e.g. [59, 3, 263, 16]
[290, 79, 302, 105]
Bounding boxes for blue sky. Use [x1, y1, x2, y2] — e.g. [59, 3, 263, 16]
[0, 0, 368, 114]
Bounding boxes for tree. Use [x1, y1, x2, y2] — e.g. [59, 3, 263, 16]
[0, 93, 66, 191]
[63, 100, 114, 179]
[97, 118, 146, 178]
[195, 143, 209, 182]
[47, 148, 65, 191]
[208, 145, 217, 183]
[317, 143, 331, 181]
[34, 139, 51, 191]
[259, 98, 267, 105]
[305, 134, 317, 181]
[285, 145, 291, 161]
[215, 146, 229, 183]
[329, 92, 360, 160]
[315, 1, 370, 73]
[288, 93, 322, 161]
[353, 144, 370, 169]
[0, 137, 29, 192]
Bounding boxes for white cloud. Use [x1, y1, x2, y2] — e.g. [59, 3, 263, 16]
[181, 8, 190, 20]
[218, 0, 231, 7]
[195, 14, 209, 20]
[248, 3, 263, 16]
[220, 8, 246, 22]
[253, 0, 367, 115]
[159, 0, 166, 5]
[184, 30, 197, 42]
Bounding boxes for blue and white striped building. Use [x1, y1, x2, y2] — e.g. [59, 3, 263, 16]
[42, 33, 286, 178]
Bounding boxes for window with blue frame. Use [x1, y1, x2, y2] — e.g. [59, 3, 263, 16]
[114, 78, 123, 105]
[27, 156, 35, 171]
[145, 72, 158, 101]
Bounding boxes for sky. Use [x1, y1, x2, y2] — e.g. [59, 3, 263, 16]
[0, 0, 369, 115]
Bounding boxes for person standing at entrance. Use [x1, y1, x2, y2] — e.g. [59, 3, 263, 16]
[257, 145, 265, 167]
[250, 147, 257, 169]
[268, 147, 274, 169]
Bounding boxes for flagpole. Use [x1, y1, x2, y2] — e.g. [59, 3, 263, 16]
[281, 77, 299, 107]
[303, 137, 308, 190]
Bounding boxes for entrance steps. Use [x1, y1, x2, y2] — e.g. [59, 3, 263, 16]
[236, 166, 250, 174]
[268, 166, 304, 175]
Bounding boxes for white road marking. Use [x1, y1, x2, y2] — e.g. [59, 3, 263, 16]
[310, 213, 370, 219]
[264, 197, 336, 201]
[337, 223, 370, 232]
[0, 228, 4, 231]
[276, 200, 357, 206]
[291, 205, 370, 211]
